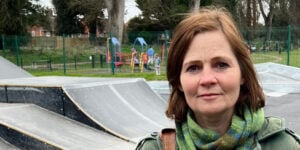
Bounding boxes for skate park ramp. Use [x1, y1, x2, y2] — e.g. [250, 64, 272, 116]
[148, 62, 300, 134]
[0, 56, 32, 79]
[0, 76, 174, 148]
[255, 62, 300, 95]
[63, 78, 173, 142]
[0, 103, 135, 150]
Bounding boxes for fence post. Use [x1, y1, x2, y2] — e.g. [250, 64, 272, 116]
[91, 55, 95, 68]
[287, 25, 291, 66]
[62, 34, 66, 75]
[100, 54, 104, 68]
[164, 30, 169, 65]
[1, 34, 6, 58]
[14, 36, 20, 66]
[49, 57, 52, 71]
[74, 55, 77, 70]
[110, 33, 115, 75]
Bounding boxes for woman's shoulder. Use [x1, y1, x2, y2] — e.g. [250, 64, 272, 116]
[135, 128, 176, 150]
[135, 132, 162, 150]
[257, 117, 300, 149]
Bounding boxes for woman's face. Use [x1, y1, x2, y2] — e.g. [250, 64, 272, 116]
[180, 30, 244, 117]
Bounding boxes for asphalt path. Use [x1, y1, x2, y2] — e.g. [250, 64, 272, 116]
[265, 94, 300, 133]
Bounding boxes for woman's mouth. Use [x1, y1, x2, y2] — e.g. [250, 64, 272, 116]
[199, 93, 220, 100]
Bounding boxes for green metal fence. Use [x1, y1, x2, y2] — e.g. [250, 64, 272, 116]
[1, 26, 300, 75]
[242, 26, 300, 67]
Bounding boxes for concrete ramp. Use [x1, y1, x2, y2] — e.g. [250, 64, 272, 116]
[264, 94, 300, 134]
[255, 62, 300, 95]
[63, 78, 173, 142]
[0, 103, 135, 150]
[0, 56, 32, 79]
[0, 77, 174, 143]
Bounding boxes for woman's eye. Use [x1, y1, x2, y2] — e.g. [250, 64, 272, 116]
[216, 62, 229, 69]
[186, 65, 200, 72]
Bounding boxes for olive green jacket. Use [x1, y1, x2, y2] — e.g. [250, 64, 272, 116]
[135, 117, 300, 150]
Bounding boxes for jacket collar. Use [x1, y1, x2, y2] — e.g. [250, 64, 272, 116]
[256, 117, 285, 141]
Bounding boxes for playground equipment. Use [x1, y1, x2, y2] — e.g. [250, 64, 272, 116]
[106, 37, 123, 69]
[131, 37, 148, 72]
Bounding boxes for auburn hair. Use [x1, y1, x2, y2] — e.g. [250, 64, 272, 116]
[165, 7, 265, 122]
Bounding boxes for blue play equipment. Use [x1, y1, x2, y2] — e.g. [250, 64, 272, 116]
[107, 37, 122, 67]
[132, 37, 148, 52]
[110, 37, 121, 57]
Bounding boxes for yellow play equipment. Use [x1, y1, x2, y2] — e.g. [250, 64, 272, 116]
[130, 37, 148, 72]
[130, 51, 148, 73]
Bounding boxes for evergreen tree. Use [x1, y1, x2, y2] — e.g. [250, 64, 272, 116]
[53, 0, 84, 36]
[0, 0, 29, 35]
[0, 0, 49, 35]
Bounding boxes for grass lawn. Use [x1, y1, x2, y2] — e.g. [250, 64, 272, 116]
[29, 69, 168, 80]
[250, 49, 300, 67]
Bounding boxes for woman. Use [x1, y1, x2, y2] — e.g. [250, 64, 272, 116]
[136, 7, 300, 149]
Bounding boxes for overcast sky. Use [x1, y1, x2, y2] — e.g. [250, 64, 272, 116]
[35, 0, 141, 23]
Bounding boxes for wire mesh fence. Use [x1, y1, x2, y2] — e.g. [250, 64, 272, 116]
[1, 26, 300, 75]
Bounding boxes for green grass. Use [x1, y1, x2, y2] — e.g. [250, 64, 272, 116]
[250, 49, 300, 67]
[29, 69, 167, 80]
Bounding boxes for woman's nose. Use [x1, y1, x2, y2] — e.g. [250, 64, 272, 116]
[199, 67, 217, 87]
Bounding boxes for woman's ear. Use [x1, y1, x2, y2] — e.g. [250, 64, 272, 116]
[240, 77, 245, 85]
[179, 84, 183, 91]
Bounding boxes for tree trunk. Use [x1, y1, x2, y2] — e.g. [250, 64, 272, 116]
[104, 0, 125, 43]
[258, 0, 266, 22]
[289, 0, 299, 25]
[189, 0, 201, 12]
[252, 0, 257, 28]
[258, 0, 277, 46]
[246, 0, 252, 27]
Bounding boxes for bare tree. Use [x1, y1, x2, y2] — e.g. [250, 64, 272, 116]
[104, 0, 125, 43]
[289, 0, 300, 25]
[258, 0, 278, 42]
[235, 0, 246, 28]
[244, 0, 259, 40]
[258, 0, 277, 27]
[253, 0, 258, 28]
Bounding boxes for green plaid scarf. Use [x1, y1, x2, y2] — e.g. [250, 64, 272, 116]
[176, 107, 264, 150]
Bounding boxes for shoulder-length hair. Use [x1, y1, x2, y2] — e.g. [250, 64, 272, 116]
[166, 7, 265, 122]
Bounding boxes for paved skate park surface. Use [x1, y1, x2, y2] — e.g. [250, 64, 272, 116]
[0, 55, 300, 149]
[256, 63, 300, 134]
